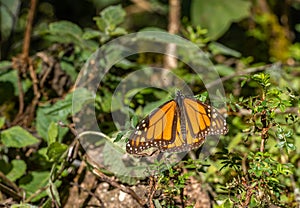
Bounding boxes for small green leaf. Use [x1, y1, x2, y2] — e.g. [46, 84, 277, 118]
[285, 130, 293, 138]
[60, 61, 77, 81]
[113, 132, 124, 143]
[276, 141, 285, 148]
[223, 199, 233, 208]
[19, 171, 50, 202]
[286, 143, 296, 151]
[94, 17, 107, 31]
[153, 199, 163, 208]
[36, 92, 74, 141]
[1, 126, 39, 148]
[0, 117, 5, 129]
[110, 27, 127, 36]
[47, 122, 58, 145]
[6, 159, 27, 181]
[131, 115, 139, 128]
[101, 5, 126, 27]
[46, 142, 68, 162]
[209, 42, 241, 57]
[214, 64, 235, 76]
[49, 20, 82, 36]
[268, 177, 279, 183]
[82, 29, 102, 40]
[195, 91, 208, 102]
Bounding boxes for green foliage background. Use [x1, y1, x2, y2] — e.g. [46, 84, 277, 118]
[0, 0, 300, 207]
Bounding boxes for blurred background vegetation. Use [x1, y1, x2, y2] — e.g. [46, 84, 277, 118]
[0, 0, 300, 207]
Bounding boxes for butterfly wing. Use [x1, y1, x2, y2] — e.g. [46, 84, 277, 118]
[126, 92, 228, 155]
[183, 97, 228, 138]
[126, 100, 178, 154]
[161, 112, 205, 152]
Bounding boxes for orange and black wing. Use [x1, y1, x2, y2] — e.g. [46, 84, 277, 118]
[160, 110, 205, 152]
[126, 92, 228, 154]
[126, 100, 178, 154]
[183, 97, 228, 138]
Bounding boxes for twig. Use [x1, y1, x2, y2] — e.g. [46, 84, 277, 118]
[0, 171, 20, 193]
[49, 183, 60, 208]
[89, 160, 146, 206]
[260, 109, 271, 153]
[70, 182, 105, 207]
[242, 187, 254, 207]
[148, 176, 158, 208]
[0, 171, 23, 201]
[11, 0, 38, 125]
[164, 0, 180, 69]
[22, 0, 37, 59]
[168, 0, 180, 34]
[130, 0, 152, 12]
[16, 70, 24, 116]
[25, 185, 49, 203]
[26, 59, 41, 125]
[36, 52, 55, 89]
[0, 183, 22, 202]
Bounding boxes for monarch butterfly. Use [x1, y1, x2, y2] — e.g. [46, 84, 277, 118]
[126, 91, 228, 154]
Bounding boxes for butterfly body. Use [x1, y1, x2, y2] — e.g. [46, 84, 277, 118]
[126, 91, 228, 154]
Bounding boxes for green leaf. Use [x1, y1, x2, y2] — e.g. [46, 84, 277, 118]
[110, 27, 127, 36]
[49, 20, 82, 37]
[72, 87, 95, 113]
[102, 143, 139, 184]
[153, 199, 163, 208]
[0, 117, 5, 129]
[0, 60, 12, 70]
[46, 142, 68, 162]
[60, 61, 77, 82]
[36, 93, 73, 141]
[286, 143, 296, 151]
[94, 5, 126, 39]
[295, 24, 300, 33]
[47, 20, 96, 50]
[100, 5, 126, 27]
[82, 29, 102, 40]
[209, 42, 241, 57]
[1, 126, 39, 148]
[47, 122, 58, 145]
[214, 64, 235, 76]
[113, 132, 124, 143]
[19, 171, 50, 202]
[191, 0, 251, 39]
[268, 177, 279, 183]
[276, 141, 285, 148]
[0, 0, 20, 41]
[6, 159, 27, 181]
[0, 70, 31, 96]
[285, 130, 293, 138]
[228, 133, 243, 151]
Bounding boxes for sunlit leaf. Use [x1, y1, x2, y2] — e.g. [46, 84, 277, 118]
[6, 159, 27, 181]
[0, 117, 5, 129]
[1, 126, 39, 148]
[46, 142, 68, 162]
[19, 171, 49, 202]
[47, 122, 58, 145]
